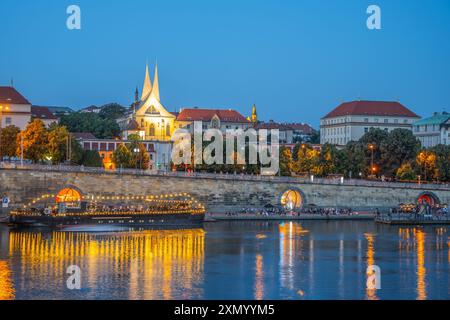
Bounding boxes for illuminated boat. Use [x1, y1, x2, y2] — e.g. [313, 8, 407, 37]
[9, 188, 205, 229]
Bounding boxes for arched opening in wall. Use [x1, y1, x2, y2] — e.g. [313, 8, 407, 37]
[281, 189, 303, 210]
[56, 188, 82, 209]
[417, 193, 440, 206]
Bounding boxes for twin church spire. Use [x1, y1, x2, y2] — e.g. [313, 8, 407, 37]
[140, 63, 160, 102]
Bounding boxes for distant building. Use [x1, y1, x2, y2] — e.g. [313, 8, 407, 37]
[412, 112, 450, 147]
[31, 106, 59, 127]
[0, 86, 32, 130]
[247, 104, 258, 124]
[320, 100, 420, 145]
[176, 108, 251, 133]
[45, 106, 74, 116]
[119, 64, 251, 140]
[254, 121, 317, 144]
[80, 105, 101, 113]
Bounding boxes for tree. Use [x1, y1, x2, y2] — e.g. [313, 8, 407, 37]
[359, 128, 388, 176]
[82, 150, 103, 167]
[396, 162, 416, 181]
[60, 113, 121, 139]
[132, 143, 150, 170]
[46, 125, 69, 164]
[279, 147, 293, 176]
[380, 129, 420, 177]
[416, 149, 437, 181]
[16, 120, 48, 163]
[430, 145, 450, 182]
[70, 139, 84, 165]
[99, 103, 126, 120]
[0, 125, 20, 159]
[112, 143, 134, 169]
[335, 141, 365, 178]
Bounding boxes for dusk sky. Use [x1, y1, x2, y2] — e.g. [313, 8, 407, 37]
[1, 0, 449, 127]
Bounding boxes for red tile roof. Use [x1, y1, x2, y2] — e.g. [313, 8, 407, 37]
[0, 86, 31, 105]
[322, 101, 419, 119]
[71, 132, 98, 140]
[31, 106, 58, 120]
[177, 108, 249, 123]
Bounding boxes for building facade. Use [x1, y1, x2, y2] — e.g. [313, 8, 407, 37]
[0, 86, 32, 130]
[31, 106, 59, 127]
[74, 134, 172, 171]
[412, 112, 450, 147]
[320, 100, 420, 145]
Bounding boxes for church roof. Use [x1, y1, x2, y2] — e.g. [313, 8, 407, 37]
[0, 86, 31, 105]
[322, 101, 419, 119]
[125, 119, 140, 130]
[177, 108, 249, 123]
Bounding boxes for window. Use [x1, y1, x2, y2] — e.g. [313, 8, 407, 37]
[364, 127, 369, 133]
[166, 124, 170, 136]
[384, 119, 388, 123]
[374, 118, 379, 123]
[5, 117, 12, 125]
[364, 118, 369, 123]
[403, 119, 408, 124]
[146, 105, 160, 115]
[394, 119, 398, 124]
[149, 123, 155, 136]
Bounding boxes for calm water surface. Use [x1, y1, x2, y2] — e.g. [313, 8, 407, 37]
[0, 221, 449, 300]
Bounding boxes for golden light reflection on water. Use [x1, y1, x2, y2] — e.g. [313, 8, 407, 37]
[364, 233, 378, 300]
[0, 260, 15, 300]
[254, 254, 264, 300]
[7, 229, 205, 299]
[414, 229, 427, 300]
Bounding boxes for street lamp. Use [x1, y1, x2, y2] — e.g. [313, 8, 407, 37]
[0, 105, 11, 162]
[368, 144, 375, 177]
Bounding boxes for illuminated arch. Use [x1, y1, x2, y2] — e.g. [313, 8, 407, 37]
[280, 189, 304, 210]
[55, 188, 82, 203]
[417, 192, 440, 206]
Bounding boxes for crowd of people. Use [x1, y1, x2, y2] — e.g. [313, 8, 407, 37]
[223, 206, 357, 217]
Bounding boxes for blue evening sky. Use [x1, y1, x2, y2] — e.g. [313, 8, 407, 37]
[1, 0, 449, 127]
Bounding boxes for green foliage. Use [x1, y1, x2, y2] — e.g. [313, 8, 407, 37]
[0, 125, 20, 158]
[82, 150, 103, 167]
[396, 162, 416, 181]
[112, 143, 134, 168]
[430, 145, 450, 182]
[99, 103, 126, 120]
[46, 125, 69, 164]
[60, 113, 120, 139]
[380, 129, 420, 176]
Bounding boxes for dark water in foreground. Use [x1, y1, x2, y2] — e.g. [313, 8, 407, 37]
[0, 221, 449, 300]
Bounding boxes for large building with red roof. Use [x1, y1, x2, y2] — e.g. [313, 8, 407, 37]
[320, 100, 421, 145]
[0, 86, 32, 130]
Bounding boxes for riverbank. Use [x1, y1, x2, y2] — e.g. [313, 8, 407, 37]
[207, 213, 375, 221]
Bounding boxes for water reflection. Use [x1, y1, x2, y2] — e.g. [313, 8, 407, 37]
[0, 221, 449, 300]
[6, 228, 205, 300]
[364, 233, 378, 300]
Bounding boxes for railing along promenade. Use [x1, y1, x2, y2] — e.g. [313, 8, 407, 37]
[376, 213, 450, 224]
[1, 162, 450, 191]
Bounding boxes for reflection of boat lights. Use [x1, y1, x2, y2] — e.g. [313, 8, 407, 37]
[415, 229, 427, 300]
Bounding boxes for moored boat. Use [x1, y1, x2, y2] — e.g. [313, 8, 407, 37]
[9, 189, 205, 229]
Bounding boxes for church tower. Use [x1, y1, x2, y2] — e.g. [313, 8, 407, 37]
[132, 63, 176, 141]
[250, 104, 258, 123]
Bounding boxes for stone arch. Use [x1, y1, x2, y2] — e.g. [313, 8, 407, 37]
[55, 185, 85, 203]
[417, 192, 440, 206]
[280, 188, 306, 210]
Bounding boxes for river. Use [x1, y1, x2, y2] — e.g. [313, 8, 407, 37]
[0, 220, 448, 300]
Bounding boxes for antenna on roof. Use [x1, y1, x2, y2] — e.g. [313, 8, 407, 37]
[10, 78, 14, 87]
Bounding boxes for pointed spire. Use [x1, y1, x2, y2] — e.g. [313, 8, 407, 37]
[141, 63, 152, 100]
[251, 104, 257, 123]
[151, 62, 160, 101]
